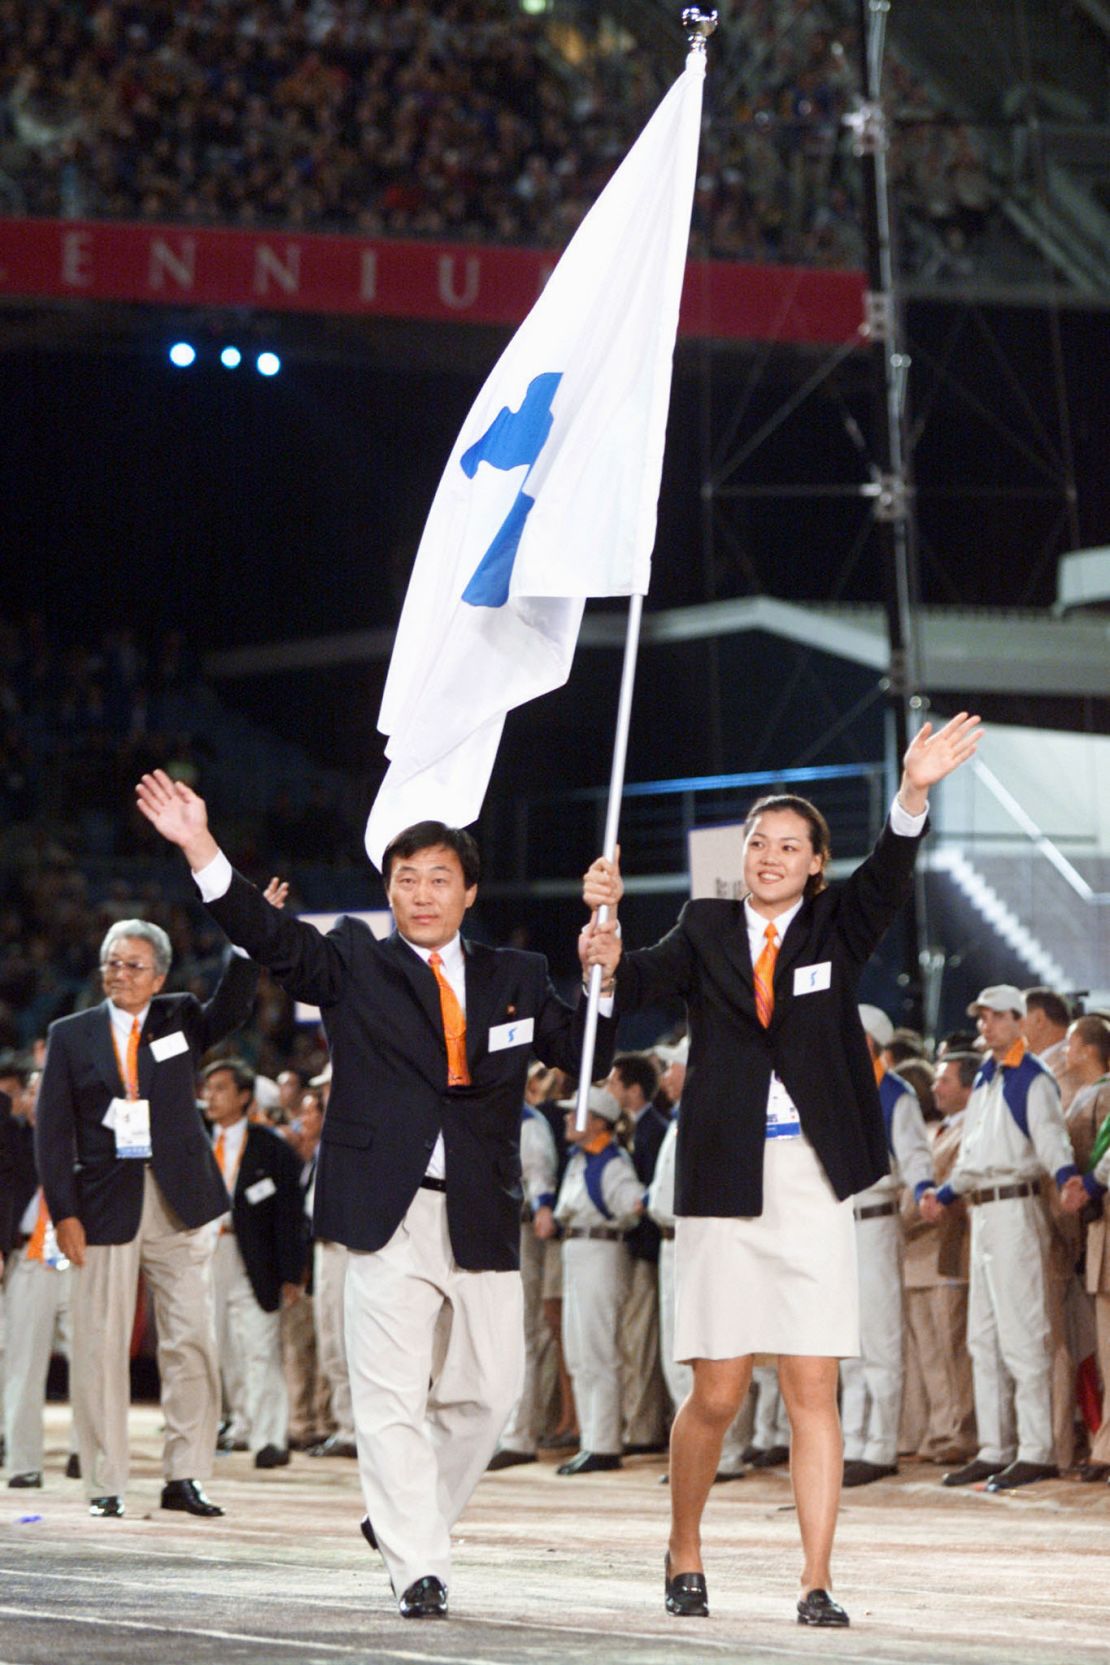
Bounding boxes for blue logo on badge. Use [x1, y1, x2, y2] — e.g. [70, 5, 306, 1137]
[460, 371, 562, 608]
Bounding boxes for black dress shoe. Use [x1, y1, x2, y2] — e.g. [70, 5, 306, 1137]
[741, 1442, 763, 1463]
[664, 1552, 709, 1617]
[713, 1468, 746, 1483]
[89, 1495, 125, 1517]
[556, 1450, 622, 1475]
[359, 1515, 378, 1551]
[7, 1472, 42, 1489]
[942, 1458, 1001, 1487]
[750, 1444, 790, 1468]
[842, 1459, 897, 1487]
[1078, 1461, 1110, 1483]
[216, 1431, 247, 1453]
[623, 1441, 667, 1455]
[254, 1444, 291, 1469]
[487, 1449, 538, 1471]
[65, 1453, 81, 1479]
[797, 1588, 849, 1627]
[985, 1460, 1059, 1491]
[398, 1575, 447, 1619]
[161, 1479, 224, 1516]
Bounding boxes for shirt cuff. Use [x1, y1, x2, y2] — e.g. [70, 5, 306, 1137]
[913, 1180, 933, 1201]
[1083, 1174, 1106, 1200]
[889, 795, 928, 837]
[598, 992, 615, 1017]
[1055, 1163, 1079, 1187]
[194, 848, 234, 903]
[935, 1182, 957, 1207]
[535, 1192, 556, 1212]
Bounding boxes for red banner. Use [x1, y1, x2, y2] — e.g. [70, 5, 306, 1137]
[0, 217, 866, 346]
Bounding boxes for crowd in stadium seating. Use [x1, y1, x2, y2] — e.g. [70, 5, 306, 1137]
[0, 0, 996, 273]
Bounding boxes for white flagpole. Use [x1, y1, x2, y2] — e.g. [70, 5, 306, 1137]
[575, 592, 643, 1131]
[573, 6, 716, 1132]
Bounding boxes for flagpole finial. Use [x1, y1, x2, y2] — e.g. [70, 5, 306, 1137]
[682, 7, 718, 51]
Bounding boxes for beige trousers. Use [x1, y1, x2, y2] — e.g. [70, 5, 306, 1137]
[3, 1252, 74, 1474]
[314, 1239, 354, 1443]
[1088, 1294, 1110, 1464]
[346, 1189, 523, 1597]
[904, 1283, 976, 1459]
[498, 1220, 552, 1455]
[620, 1253, 668, 1447]
[70, 1168, 219, 1499]
[212, 1234, 287, 1454]
[282, 1290, 328, 1443]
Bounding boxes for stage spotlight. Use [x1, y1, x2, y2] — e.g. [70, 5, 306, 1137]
[256, 351, 281, 377]
[168, 342, 197, 368]
[220, 346, 243, 369]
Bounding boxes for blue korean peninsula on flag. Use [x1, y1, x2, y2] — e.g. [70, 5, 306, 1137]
[365, 45, 707, 867]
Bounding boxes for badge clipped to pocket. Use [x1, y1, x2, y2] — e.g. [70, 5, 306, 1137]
[488, 1016, 535, 1053]
[110, 1095, 153, 1160]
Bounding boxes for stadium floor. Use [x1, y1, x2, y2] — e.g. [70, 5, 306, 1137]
[2, 1406, 1107, 1665]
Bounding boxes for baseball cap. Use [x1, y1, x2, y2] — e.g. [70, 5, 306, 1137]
[967, 985, 1026, 1017]
[858, 1004, 894, 1048]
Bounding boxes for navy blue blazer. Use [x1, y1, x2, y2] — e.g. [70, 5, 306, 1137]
[35, 955, 260, 1243]
[205, 870, 617, 1271]
[616, 818, 925, 1218]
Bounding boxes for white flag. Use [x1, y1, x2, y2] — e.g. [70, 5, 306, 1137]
[365, 47, 706, 868]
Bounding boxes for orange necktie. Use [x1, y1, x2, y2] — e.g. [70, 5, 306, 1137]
[753, 922, 779, 1028]
[214, 1130, 226, 1177]
[428, 951, 470, 1086]
[25, 1191, 50, 1263]
[125, 1016, 141, 1098]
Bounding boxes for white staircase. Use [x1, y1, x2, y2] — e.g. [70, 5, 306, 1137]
[926, 846, 1071, 988]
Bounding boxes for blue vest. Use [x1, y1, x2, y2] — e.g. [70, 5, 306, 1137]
[974, 1049, 1054, 1139]
[878, 1069, 913, 1159]
[582, 1142, 621, 1220]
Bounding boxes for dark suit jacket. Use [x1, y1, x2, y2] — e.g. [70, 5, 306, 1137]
[0, 1090, 14, 1254]
[205, 870, 617, 1271]
[625, 1104, 670, 1263]
[35, 955, 260, 1244]
[616, 818, 924, 1218]
[224, 1121, 309, 1312]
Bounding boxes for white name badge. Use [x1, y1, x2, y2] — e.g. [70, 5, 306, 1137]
[793, 961, 831, 996]
[488, 1017, 535, 1053]
[245, 1176, 277, 1205]
[150, 1030, 189, 1063]
[765, 1073, 802, 1140]
[111, 1096, 152, 1159]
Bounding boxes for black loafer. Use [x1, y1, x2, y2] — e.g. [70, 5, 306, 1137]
[399, 1575, 447, 1619]
[797, 1588, 849, 1627]
[556, 1450, 621, 1475]
[89, 1495, 124, 1517]
[1078, 1462, 1110, 1483]
[161, 1479, 224, 1516]
[254, 1444, 290, 1469]
[65, 1453, 81, 1479]
[665, 1551, 709, 1617]
[750, 1444, 790, 1468]
[7, 1472, 42, 1489]
[942, 1458, 1000, 1488]
[985, 1460, 1059, 1492]
[842, 1459, 897, 1487]
[713, 1468, 746, 1483]
[487, 1449, 538, 1471]
[359, 1515, 378, 1551]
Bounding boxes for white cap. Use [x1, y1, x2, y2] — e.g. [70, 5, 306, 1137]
[654, 1036, 689, 1067]
[309, 1060, 333, 1087]
[857, 1004, 894, 1048]
[252, 1074, 281, 1111]
[967, 985, 1026, 1017]
[557, 1085, 622, 1124]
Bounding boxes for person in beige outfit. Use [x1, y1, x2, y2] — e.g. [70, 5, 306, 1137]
[1060, 1015, 1110, 1480]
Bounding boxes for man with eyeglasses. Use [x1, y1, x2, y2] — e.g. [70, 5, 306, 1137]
[35, 918, 259, 1519]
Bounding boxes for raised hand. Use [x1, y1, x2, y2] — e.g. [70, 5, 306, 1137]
[262, 877, 290, 910]
[899, 712, 982, 815]
[135, 770, 219, 870]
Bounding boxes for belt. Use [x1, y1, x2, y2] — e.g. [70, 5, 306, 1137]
[968, 1180, 1040, 1206]
[561, 1225, 625, 1241]
[658, 1225, 676, 1241]
[854, 1202, 898, 1221]
[419, 1176, 447, 1194]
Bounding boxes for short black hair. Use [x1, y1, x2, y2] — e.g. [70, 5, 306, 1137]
[612, 1052, 661, 1103]
[381, 821, 480, 889]
[202, 1057, 256, 1097]
[940, 1051, 982, 1090]
[1024, 987, 1071, 1029]
[885, 1038, 926, 1066]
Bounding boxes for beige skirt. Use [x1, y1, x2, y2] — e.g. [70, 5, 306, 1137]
[674, 1132, 860, 1361]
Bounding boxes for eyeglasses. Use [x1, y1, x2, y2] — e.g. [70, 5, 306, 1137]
[101, 958, 157, 976]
